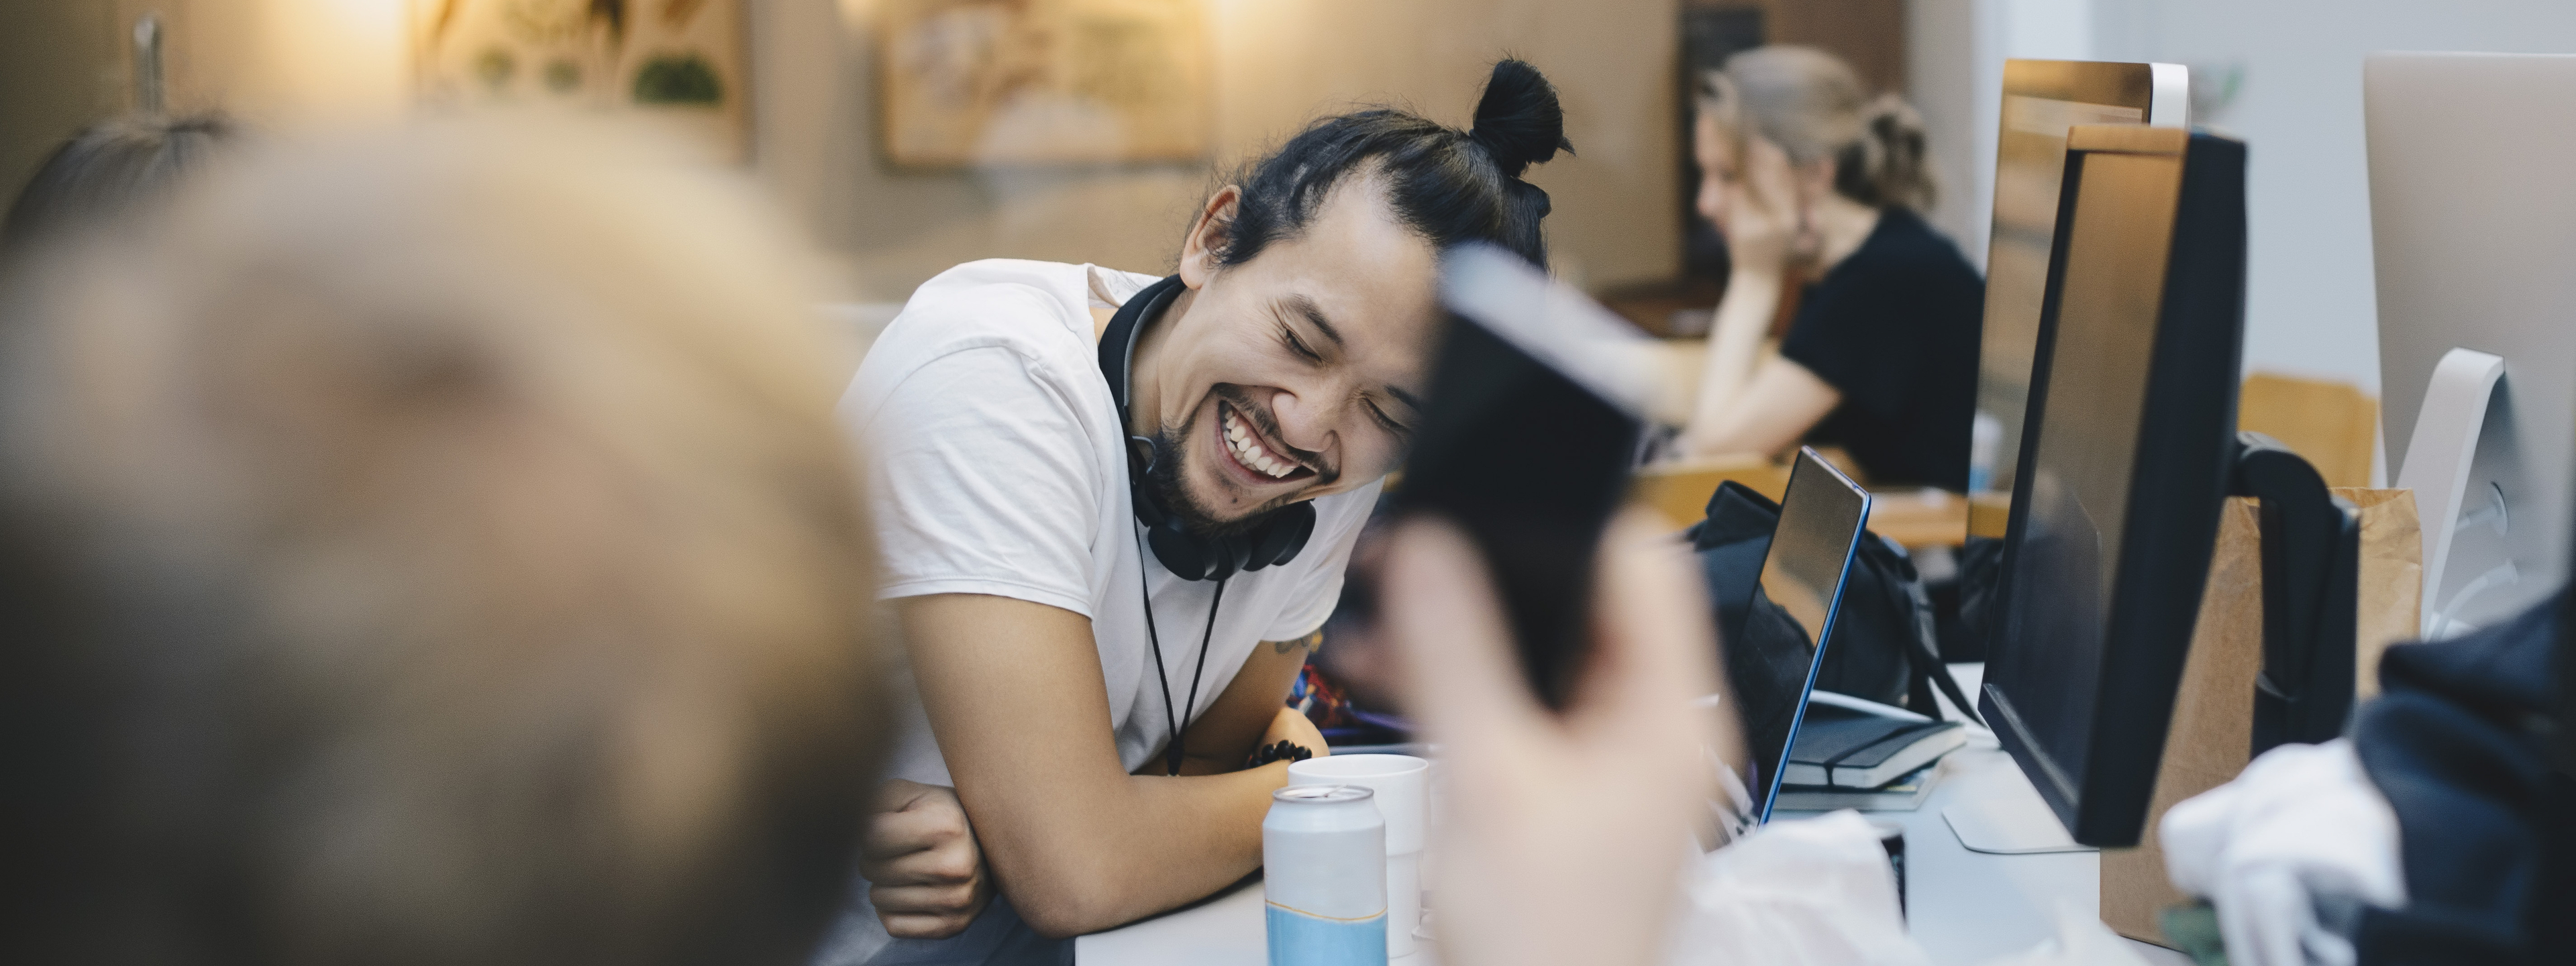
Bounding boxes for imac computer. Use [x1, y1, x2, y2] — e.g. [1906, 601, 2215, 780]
[1980, 125, 2249, 847]
[2369, 53, 2576, 638]
[1973, 60, 2187, 497]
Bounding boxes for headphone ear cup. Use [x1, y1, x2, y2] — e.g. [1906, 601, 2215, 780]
[1147, 519, 1214, 582]
[1205, 535, 1241, 582]
[1245, 502, 1317, 571]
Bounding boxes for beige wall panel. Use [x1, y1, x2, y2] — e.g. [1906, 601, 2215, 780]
[20, 0, 1679, 305]
[770, 0, 1680, 301]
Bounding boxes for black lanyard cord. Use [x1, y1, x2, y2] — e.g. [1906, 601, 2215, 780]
[1172, 576, 1227, 777]
[1133, 524, 1229, 777]
[1132, 525, 1178, 775]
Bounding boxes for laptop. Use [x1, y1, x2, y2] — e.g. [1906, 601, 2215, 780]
[1726, 447, 1873, 822]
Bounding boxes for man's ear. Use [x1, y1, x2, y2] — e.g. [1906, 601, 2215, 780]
[1178, 186, 1242, 290]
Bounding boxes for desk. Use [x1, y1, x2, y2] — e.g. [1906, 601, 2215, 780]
[1866, 488, 1972, 549]
[1078, 668, 2196, 966]
[1780, 747, 2179, 966]
[1632, 465, 1972, 549]
[1078, 748, 2193, 966]
[1078, 876, 1437, 966]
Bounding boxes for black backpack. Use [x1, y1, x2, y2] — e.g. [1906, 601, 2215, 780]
[1684, 481, 1983, 726]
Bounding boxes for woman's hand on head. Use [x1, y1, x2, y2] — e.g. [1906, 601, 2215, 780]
[1384, 511, 1724, 966]
[1710, 136, 1806, 276]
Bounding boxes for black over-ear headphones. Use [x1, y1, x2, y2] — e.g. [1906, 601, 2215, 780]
[1098, 275, 1317, 582]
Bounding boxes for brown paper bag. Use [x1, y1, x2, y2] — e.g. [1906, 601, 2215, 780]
[2344, 488, 2422, 700]
[2101, 488, 2422, 944]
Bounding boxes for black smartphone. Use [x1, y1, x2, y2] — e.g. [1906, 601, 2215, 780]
[1396, 244, 1651, 709]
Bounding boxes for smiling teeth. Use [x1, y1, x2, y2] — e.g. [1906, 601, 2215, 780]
[1224, 409, 1296, 480]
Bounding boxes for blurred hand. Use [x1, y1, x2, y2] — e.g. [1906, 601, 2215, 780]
[1386, 511, 1723, 966]
[1261, 703, 1331, 761]
[859, 780, 992, 939]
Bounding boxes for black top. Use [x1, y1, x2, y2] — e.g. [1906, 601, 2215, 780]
[1779, 207, 1984, 490]
[2352, 594, 2573, 962]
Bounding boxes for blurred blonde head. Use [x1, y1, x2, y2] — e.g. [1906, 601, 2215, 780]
[0, 121, 884, 966]
[1699, 46, 1936, 211]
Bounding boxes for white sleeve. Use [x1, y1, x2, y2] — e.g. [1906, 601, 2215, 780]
[860, 345, 1102, 617]
[1260, 485, 1381, 641]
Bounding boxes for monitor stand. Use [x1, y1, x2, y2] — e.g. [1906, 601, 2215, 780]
[2396, 347, 2508, 638]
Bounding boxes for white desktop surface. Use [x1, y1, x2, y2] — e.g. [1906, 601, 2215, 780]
[1076, 665, 2194, 965]
[1079, 877, 1437, 966]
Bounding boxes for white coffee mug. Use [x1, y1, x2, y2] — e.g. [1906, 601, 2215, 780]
[1289, 754, 1429, 957]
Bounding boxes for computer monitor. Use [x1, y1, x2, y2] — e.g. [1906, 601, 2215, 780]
[2367, 53, 2576, 637]
[1725, 446, 1872, 823]
[1981, 125, 2247, 847]
[1975, 60, 2187, 496]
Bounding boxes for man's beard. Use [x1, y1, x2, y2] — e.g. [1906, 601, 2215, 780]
[1141, 425, 1266, 539]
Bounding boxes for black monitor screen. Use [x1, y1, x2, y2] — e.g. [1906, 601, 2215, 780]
[1994, 149, 2181, 799]
[1983, 127, 2245, 846]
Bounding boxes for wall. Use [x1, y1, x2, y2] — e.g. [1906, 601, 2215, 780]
[82, 0, 411, 124]
[1904, 0, 1977, 260]
[0, 0, 132, 199]
[2, 0, 415, 205]
[1914, 0, 2576, 396]
[2089, 0, 2576, 398]
[766, 0, 1682, 301]
[10, 0, 1680, 304]
[1904, 0, 2095, 273]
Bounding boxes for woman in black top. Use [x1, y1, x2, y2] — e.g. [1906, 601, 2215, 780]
[1675, 46, 1984, 490]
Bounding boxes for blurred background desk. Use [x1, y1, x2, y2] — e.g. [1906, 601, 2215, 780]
[1631, 458, 1971, 550]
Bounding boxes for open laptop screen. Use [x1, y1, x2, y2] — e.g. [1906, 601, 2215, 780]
[1729, 447, 1873, 821]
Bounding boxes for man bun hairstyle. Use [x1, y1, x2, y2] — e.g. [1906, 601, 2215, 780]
[1217, 58, 1574, 270]
[1469, 58, 1575, 178]
[1700, 46, 1938, 212]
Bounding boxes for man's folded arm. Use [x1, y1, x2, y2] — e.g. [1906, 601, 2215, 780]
[898, 592, 1293, 938]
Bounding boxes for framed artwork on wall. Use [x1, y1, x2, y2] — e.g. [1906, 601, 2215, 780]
[413, 0, 750, 162]
[876, 0, 1210, 169]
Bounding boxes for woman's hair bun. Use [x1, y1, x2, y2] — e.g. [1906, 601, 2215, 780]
[1836, 91, 1936, 211]
[1470, 58, 1574, 178]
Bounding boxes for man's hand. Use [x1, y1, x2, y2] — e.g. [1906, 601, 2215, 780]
[858, 780, 992, 939]
[1260, 704, 1330, 761]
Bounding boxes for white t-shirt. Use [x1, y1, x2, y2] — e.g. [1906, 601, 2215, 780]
[814, 259, 1378, 966]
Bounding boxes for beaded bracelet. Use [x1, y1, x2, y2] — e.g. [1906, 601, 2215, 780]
[1247, 739, 1316, 769]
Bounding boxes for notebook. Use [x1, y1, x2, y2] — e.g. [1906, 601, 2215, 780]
[1784, 700, 1966, 789]
[1775, 761, 1943, 812]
